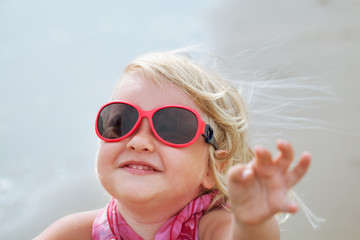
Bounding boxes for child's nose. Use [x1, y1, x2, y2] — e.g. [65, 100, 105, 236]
[126, 118, 155, 152]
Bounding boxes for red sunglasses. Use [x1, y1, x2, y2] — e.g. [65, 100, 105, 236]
[95, 101, 218, 149]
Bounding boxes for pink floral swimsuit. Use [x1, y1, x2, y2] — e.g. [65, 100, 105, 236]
[92, 192, 218, 240]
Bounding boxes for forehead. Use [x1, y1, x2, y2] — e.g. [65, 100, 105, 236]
[112, 73, 206, 117]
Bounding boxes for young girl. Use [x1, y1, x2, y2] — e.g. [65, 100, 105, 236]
[35, 49, 311, 240]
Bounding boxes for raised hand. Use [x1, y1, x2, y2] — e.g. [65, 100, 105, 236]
[227, 140, 311, 226]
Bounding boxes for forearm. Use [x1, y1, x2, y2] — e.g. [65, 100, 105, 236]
[228, 216, 280, 240]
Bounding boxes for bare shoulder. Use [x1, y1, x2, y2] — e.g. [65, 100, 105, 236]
[34, 209, 101, 240]
[198, 209, 232, 240]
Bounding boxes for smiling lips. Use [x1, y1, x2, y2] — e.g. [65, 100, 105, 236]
[120, 161, 160, 174]
[127, 164, 157, 171]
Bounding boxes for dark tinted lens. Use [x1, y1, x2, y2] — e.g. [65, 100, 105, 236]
[153, 107, 198, 144]
[97, 103, 139, 139]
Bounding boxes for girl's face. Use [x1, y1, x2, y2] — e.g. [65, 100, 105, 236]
[96, 73, 214, 211]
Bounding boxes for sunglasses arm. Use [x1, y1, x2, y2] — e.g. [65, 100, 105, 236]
[202, 124, 219, 150]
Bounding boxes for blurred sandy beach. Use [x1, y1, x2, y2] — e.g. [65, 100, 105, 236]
[1, 0, 359, 239]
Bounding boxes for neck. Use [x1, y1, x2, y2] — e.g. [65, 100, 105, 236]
[113, 187, 203, 239]
[116, 199, 184, 240]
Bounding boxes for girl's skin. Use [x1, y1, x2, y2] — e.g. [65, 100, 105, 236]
[35, 73, 311, 240]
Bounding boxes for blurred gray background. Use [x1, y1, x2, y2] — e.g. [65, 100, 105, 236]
[1, 0, 359, 239]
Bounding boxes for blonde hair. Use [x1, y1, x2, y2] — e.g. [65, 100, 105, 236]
[113, 49, 254, 209]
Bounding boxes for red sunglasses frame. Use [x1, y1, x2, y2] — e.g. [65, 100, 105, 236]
[95, 101, 218, 149]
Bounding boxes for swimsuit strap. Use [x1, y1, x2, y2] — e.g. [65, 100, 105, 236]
[92, 191, 219, 240]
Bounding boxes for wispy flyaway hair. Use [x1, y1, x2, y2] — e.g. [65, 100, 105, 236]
[113, 45, 330, 228]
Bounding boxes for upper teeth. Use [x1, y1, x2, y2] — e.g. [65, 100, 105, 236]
[128, 164, 155, 171]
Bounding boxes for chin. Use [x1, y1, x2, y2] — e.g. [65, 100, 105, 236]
[112, 184, 161, 204]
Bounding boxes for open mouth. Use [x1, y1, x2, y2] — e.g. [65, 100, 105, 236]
[119, 161, 161, 174]
[125, 164, 159, 172]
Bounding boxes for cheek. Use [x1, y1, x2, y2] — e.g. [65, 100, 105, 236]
[96, 141, 124, 173]
[190, 141, 210, 169]
[166, 142, 210, 181]
[96, 142, 126, 193]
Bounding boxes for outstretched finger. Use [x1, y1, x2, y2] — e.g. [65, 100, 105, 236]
[280, 200, 299, 214]
[286, 152, 312, 188]
[275, 140, 294, 173]
[254, 146, 273, 167]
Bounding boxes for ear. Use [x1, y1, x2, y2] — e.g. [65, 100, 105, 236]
[214, 149, 227, 159]
[201, 165, 216, 190]
[201, 150, 228, 190]
[214, 149, 228, 173]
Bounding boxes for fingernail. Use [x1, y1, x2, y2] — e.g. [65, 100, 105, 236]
[303, 151, 311, 157]
[278, 139, 288, 147]
[255, 146, 264, 154]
